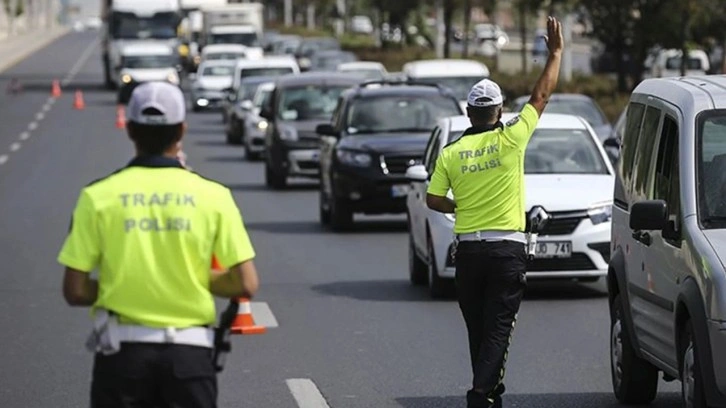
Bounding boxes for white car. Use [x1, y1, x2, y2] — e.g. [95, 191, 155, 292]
[117, 42, 180, 104]
[200, 44, 256, 63]
[406, 113, 615, 297]
[190, 60, 236, 111]
[336, 61, 388, 81]
[402, 59, 490, 111]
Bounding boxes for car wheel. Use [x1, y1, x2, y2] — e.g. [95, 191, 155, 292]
[319, 188, 331, 225]
[427, 234, 449, 298]
[681, 320, 707, 408]
[408, 226, 427, 286]
[610, 294, 659, 404]
[265, 161, 286, 189]
[330, 195, 353, 232]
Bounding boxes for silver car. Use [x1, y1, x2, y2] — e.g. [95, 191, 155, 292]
[242, 82, 275, 160]
[609, 75, 726, 407]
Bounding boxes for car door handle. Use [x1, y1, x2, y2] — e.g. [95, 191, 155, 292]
[632, 231, 652, 246]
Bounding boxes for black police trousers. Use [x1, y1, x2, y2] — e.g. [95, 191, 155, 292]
[454, 240, 527, 408]
[91, 343, 217, 408]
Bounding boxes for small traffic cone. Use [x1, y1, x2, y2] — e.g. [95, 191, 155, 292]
[211, 255, 223, 270]
[230, 297, 266, 335]
[73, 90, 85, 110]
[115, 105, 126, 129]
[51, 79, 61, 98]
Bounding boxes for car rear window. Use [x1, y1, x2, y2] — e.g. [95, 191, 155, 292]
[346, 94, 462, 134]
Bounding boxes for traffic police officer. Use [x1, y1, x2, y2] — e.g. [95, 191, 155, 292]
[58, 81, 260, 408]
[426, 17, 564, 408]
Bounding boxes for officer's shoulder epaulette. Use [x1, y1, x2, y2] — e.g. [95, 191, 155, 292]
[84, 167, 126, 188]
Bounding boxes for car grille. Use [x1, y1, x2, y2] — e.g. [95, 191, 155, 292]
[380, 154, 422, 175]
[527, 253, 596, 271]
[540, 211, 587, 236]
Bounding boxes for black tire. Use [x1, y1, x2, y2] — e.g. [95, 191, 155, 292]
[408, 230, 427, 286]
[330, 195, 353, 232]
[265, 161, 287, 189]
[427, 235, 449, 298]
[681, 320, 707, 408]
[319, 189, 331, 225]
[610, 294, 659, 404]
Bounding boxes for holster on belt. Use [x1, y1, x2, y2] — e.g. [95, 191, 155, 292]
[212, 299, 239, 372]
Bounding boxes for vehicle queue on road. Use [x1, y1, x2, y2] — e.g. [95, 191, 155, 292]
[102, 25, 726, 407]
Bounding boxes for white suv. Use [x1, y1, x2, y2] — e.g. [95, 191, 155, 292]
[406, 113, 616, 297]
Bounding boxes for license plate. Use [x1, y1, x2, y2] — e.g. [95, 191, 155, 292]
[391, 184, 411, 197]
[534, 241, 572, 258]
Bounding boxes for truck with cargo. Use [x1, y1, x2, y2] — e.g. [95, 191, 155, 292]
[200, 3, 264, 54]
[101, 0, 183, 89]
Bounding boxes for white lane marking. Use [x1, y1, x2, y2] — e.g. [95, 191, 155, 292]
[28, 122, 38, 131]
[9, 142, 21, 152]
[47, 97, 56, 105]
[286, 379, 332, 408]
[42, 103, 51, 112]
[0, 155, 7, 165]
[19, 131, 30, 140]
[35, 112, 44, 121]
[250, 302, 279, 328]
[63, 36, 100, 85]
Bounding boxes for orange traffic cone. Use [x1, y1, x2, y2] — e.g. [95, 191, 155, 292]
[51, 79, 61, 98]
[73, 90, 85, 110]
[230, 297, 266, 335]
[115, 105, 126, 129]
[211, 255, 223, 270]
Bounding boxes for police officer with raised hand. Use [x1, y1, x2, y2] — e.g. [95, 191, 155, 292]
[425, 16, 564, 408]
[58, 81, 260, 408]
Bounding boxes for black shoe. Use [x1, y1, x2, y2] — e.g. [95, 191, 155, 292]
[466, 388, 503, 408]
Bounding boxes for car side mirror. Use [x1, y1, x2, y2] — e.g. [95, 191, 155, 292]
[405, 164, 428, 182]
[239, 100, 254, 110]
[603, 137, 620, 148]
[630, 200, 667, 231]
[316, 123, 338, 137]
[260, 106, 273, 120]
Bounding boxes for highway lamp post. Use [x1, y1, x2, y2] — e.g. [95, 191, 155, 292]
[561, 13, 573, 82]
[435, 0, 445, 59]
[284, 0, 292, 27]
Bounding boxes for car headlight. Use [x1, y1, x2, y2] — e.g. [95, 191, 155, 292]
[278, 125, 298, 141]
[336, 149, 371, 167]
[588, 201, 613, 225]
[121, 74, 132, 84]
[166, 73, 180, 85]
[256, 119, 268, 130]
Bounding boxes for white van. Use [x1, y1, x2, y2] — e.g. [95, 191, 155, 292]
[231, 56, 300, 91]
[201, 44, 257, 64]
[402, 59, 490, 110]
[650, 48, 710, 78]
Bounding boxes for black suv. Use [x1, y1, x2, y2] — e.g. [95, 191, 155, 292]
[317, 80, 464, 230]
[259, 72, 364, 189]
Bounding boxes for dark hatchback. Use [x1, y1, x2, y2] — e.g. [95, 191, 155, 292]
[317, 81, 464, 230]
[259, 72, 365, 189]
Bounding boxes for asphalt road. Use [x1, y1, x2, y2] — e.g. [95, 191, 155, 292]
[0, 31, 680, 408]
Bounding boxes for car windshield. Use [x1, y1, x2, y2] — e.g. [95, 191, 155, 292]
[237, 82, 262, 100]
[253, 87, 272, 108]
[698, 113, 726, 222]
[666, 56, 703, 70]
[415, 76, 484, 101]
[311, 53, 357, 70]
[205, 52, 245, 61]
[277, 85, 350, 121]
[346, 95, 462, 133]
[202, 66, 234, 76]
[240, 67, 293, 79]
[522, 129, 609, 174]
[340, 69, 384, 80]
[517, 98, 607, 126]
[111, 12, 178, 39]
[122, 55, 175, 69]
[209, 33, 259, 47]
